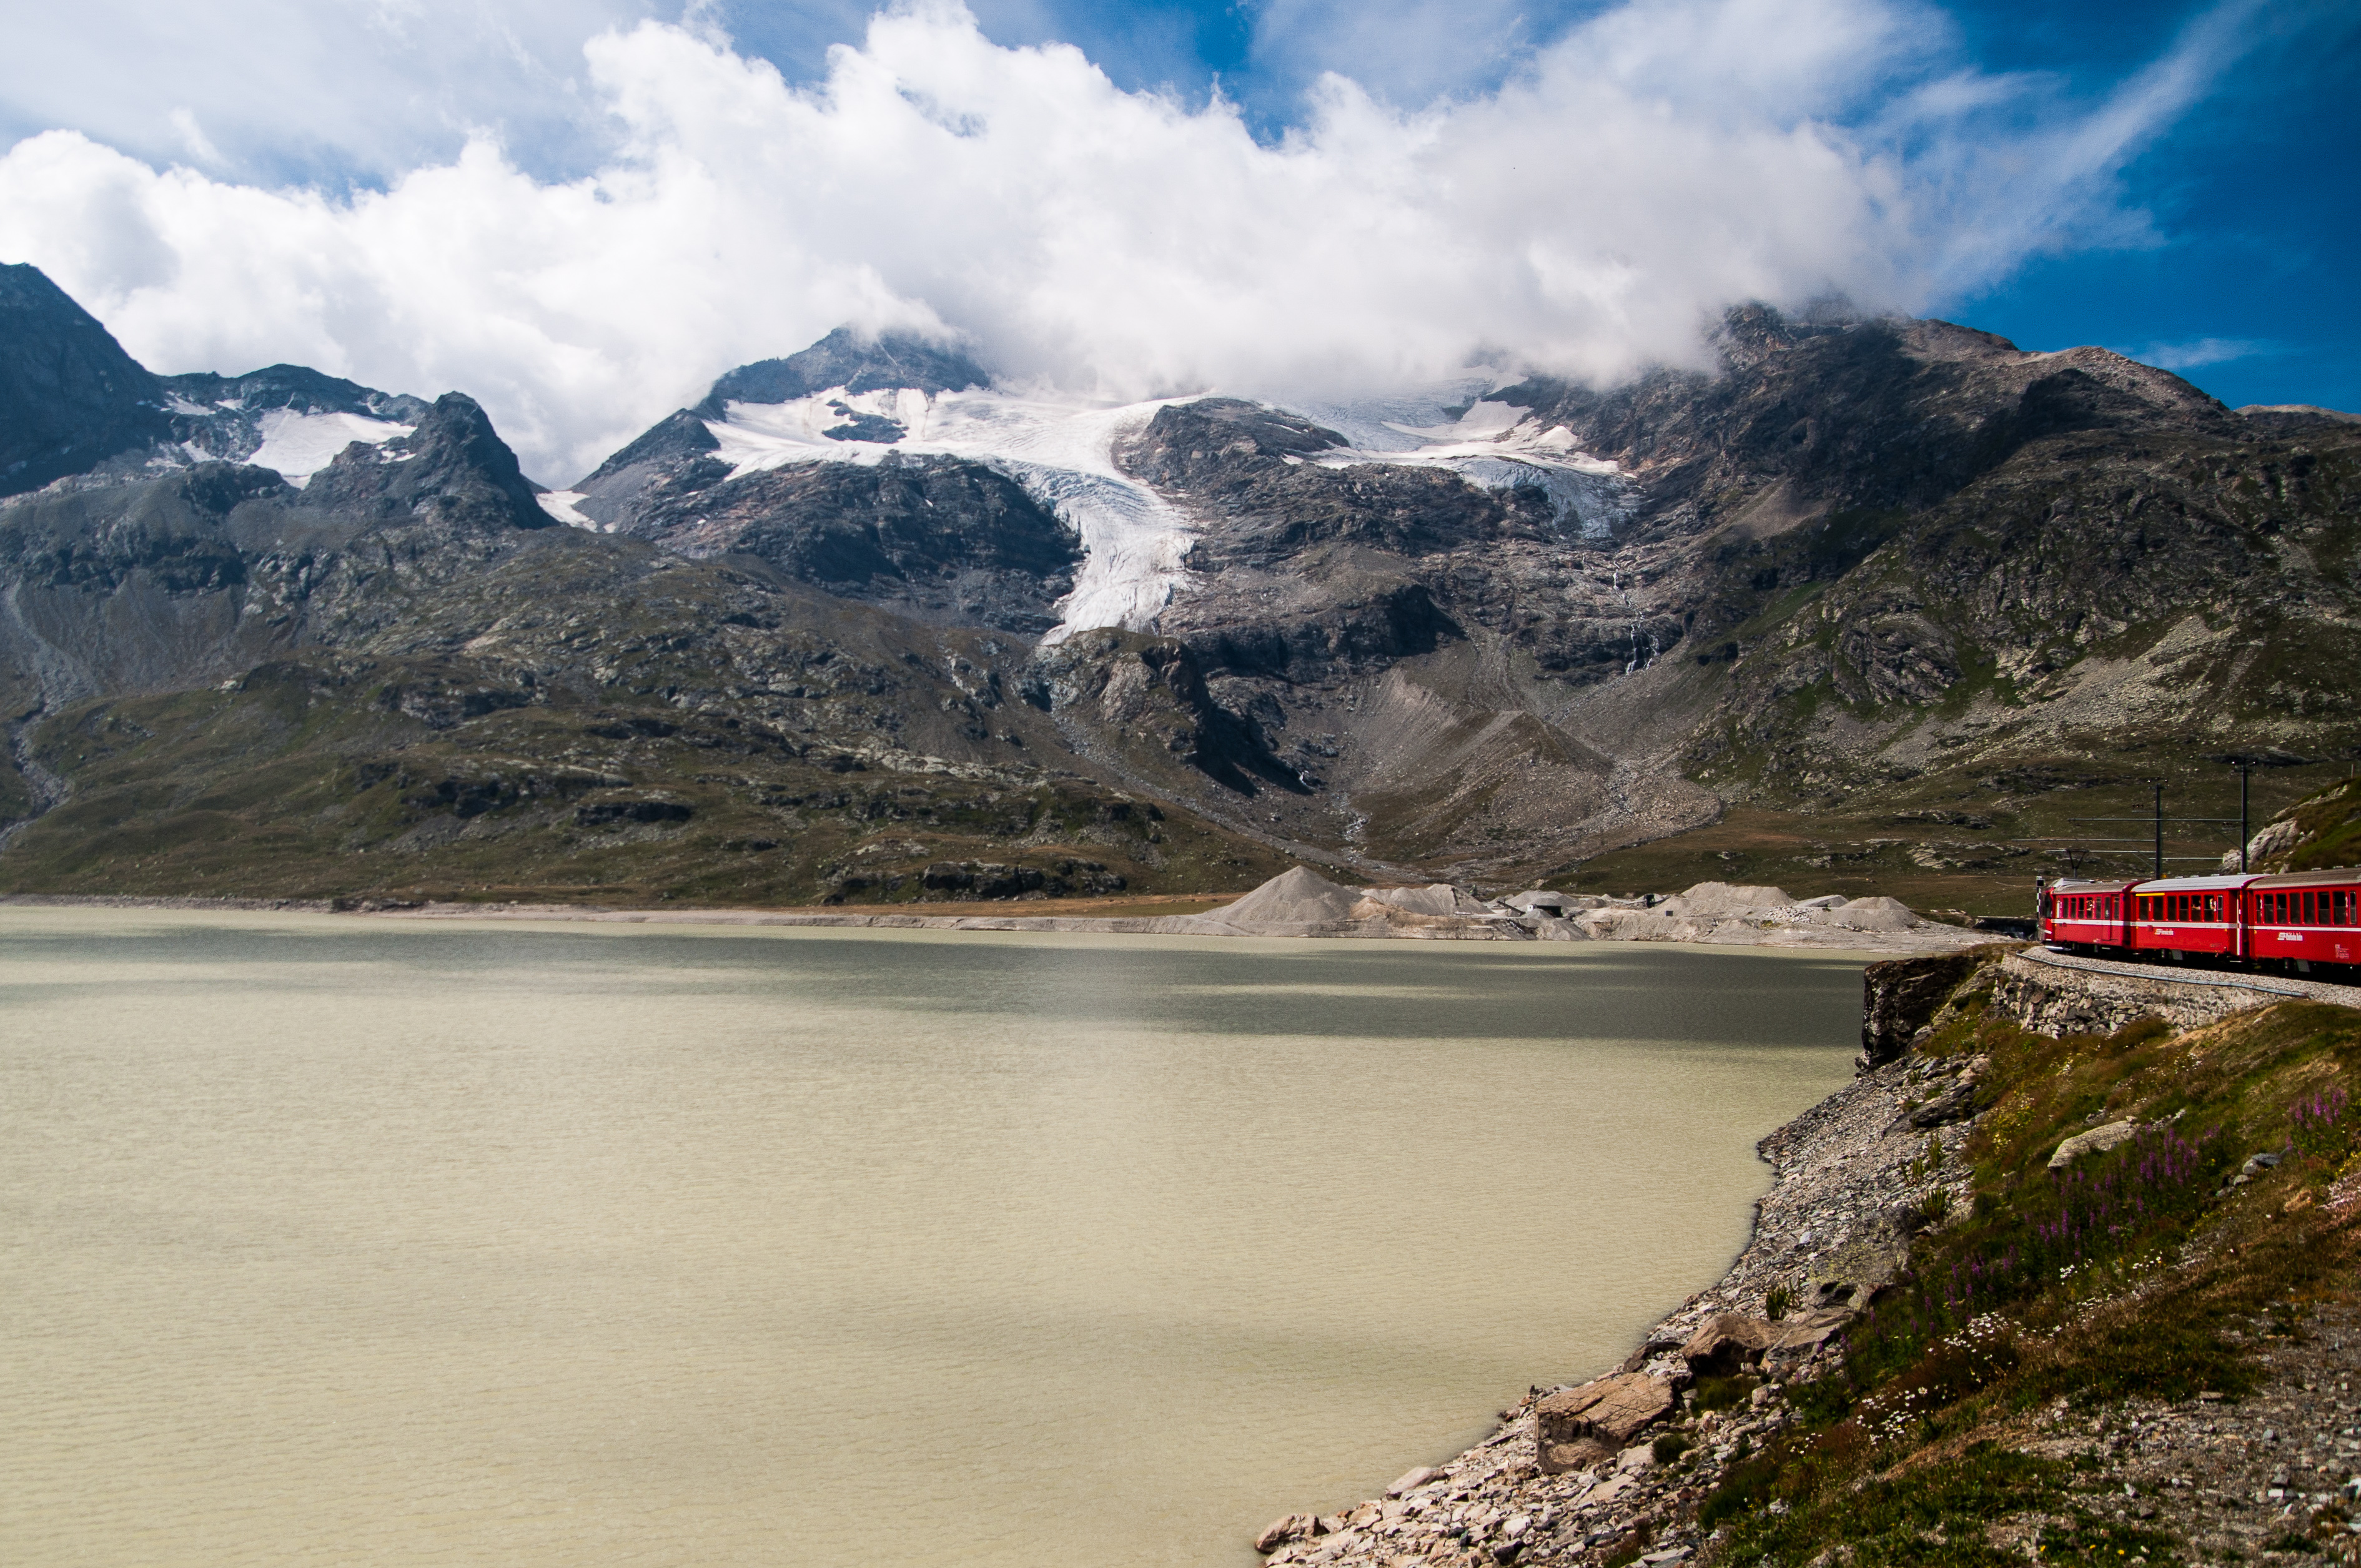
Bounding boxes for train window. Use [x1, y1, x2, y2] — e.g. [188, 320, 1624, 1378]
[2304, 891, 2319, 925]
[2209, 895, 2223, 922]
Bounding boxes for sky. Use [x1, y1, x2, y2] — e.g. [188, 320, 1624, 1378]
[1, 0, 2353, 485]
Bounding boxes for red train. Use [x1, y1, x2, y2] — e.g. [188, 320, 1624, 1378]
[2039, 869, 2361, 977]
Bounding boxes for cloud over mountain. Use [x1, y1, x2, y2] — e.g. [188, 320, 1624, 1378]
[0, 0, 2247, 483]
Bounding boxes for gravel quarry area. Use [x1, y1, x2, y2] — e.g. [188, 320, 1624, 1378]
[257, 867, 1997, 954]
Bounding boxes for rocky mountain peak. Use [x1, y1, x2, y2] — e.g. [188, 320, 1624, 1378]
[692, 327, 990, 417]
[0, 262, 171, 498]
[299, 391, 551, 531]
[161, 364, 430, 423]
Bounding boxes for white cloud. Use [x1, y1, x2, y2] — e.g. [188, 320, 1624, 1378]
[2129, 336, 2272, 372]
[0, 0, 2254, 485]
[0, 0, 670, 186]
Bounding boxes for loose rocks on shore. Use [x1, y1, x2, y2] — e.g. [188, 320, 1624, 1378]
[1250, 1045, 1979, 1565]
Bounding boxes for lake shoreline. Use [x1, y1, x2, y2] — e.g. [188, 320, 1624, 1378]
[0, 889, 1988, 955]
[1245, 1007, 1948, 1566]
[1253, 946, 2361, 1567]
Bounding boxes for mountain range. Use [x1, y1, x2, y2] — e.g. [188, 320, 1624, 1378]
[2, 259, 2355, 912]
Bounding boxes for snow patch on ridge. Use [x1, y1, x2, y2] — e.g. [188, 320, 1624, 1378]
[1286, 384, 1635, 538]
[538, 490, 594, 526]
[703, 386, 1200, 641]
[244, 409, 413, 486]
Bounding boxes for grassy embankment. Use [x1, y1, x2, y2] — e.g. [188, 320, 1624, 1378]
[1685, 959, 2361, 1566]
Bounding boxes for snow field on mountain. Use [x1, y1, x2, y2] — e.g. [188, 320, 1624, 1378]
[686, 381, 1635, 638]
[236, 409, 413, 486]
[708, 387, 1201, 641]
[1287, 389, 1635, 538]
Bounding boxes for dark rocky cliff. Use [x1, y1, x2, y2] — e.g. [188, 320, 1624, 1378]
[0, 264, 170, 498]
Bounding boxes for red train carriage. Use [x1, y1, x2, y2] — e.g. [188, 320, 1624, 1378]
[2244, 869, 2361, 974]
[2038, 878, 2138, 952]
[2128, 874, 2252, 962]
[2041, 869, 2361, 979]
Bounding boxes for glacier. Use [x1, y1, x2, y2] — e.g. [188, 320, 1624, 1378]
[600, 378, 1630, 640]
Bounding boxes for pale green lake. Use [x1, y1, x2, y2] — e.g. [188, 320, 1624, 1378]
[0, 909, 1867, 1566]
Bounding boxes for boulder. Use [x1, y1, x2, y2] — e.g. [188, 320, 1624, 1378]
[1909, 1073, 1982, 1127]
[1535, 1374, 1675, 1473]
[1761, 1307, 1856, 1370]
[1254, 1515, 1310, 1554]
[1680, 1313, 1781, 1376]
[1386, 1466, 1447, 1497]
[1804, 1238, 1906, 1310]
[2048, 1118, 2142, 1169]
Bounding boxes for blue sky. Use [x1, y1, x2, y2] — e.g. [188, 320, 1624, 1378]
[1, 0, 2352, 479]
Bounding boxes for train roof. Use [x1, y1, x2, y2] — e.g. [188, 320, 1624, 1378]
[2048, 877, 2141, 893]
[2247, 866, 2361, 890]
[2130, 874, 2260, 893]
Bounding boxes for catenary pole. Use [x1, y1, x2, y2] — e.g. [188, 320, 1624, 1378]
[2239, 761, 2251, 872]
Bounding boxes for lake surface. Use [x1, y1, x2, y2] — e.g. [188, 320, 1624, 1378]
[0, 909, 1866, 1566]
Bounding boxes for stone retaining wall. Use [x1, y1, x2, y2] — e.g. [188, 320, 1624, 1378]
[1993, 950, 2294, 1037]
